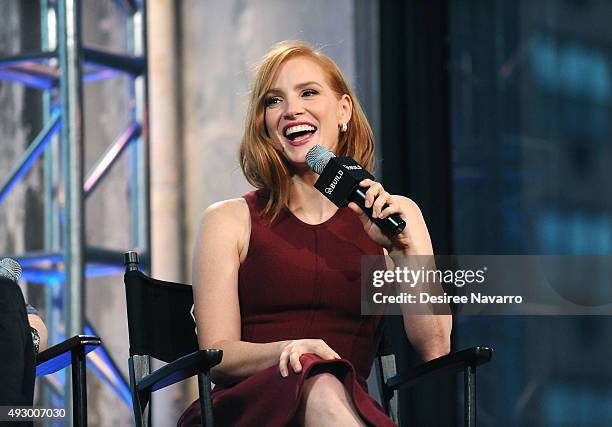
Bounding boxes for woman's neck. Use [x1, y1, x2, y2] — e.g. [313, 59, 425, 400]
[288, 170, 338, 224]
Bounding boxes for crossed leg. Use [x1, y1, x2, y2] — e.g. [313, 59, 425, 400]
[294, 372, 367, 427]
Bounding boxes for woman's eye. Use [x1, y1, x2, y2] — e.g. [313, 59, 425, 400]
[302, 89, 318, 97]
[265, 96, 282, 107]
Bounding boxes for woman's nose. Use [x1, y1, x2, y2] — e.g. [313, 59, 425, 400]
[282, 96, 304, 119]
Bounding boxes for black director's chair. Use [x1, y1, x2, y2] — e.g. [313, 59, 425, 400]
[375, 338, 492, 426]
[36, 335, 102, 427]
[123, 251, 222, 427]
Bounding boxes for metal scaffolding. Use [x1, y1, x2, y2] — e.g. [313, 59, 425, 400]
[0, 0, 149, 415]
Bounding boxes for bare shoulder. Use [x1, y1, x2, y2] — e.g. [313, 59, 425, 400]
[203, 198, 249, 225]
[197, 198, 251, 257]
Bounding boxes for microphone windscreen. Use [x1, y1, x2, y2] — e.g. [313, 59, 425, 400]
[305, 145, 335, 174]
[0, 257, 22, 281]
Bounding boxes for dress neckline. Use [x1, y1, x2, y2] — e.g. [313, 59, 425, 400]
[285, 207, 344, 229]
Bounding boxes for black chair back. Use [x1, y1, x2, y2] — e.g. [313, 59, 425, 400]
[123, 251, 221, 427]
[124, 269, 198, 363]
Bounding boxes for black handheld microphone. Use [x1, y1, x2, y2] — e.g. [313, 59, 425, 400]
[305, 145, 406, 237]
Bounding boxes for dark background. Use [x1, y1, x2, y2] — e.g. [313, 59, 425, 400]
[377, 0, 612, 426]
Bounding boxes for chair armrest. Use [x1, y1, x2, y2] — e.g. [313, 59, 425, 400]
[36, 335, 102, 376]
[137, 349, 223, 393]
[386, 346, 492, 391]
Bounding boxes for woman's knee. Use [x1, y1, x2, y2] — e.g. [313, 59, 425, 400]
[297, 373, 366, 426]
[301, 373, 347, 409]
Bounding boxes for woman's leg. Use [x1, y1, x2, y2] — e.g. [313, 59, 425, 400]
[294, 373, 366, 427]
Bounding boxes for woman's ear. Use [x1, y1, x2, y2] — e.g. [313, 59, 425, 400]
[338, 94, 353, 125]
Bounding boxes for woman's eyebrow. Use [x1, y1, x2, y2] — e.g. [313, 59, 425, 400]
[295, 81, 323, 90]
[267, 81, 324, 94]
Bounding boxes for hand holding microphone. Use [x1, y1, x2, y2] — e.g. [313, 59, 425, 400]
[305, 144, 406, 237]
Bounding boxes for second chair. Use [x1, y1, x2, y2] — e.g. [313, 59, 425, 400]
[123, 251, 222, 427]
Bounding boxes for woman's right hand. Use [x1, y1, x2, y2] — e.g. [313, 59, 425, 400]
[279, 339, 341, 377]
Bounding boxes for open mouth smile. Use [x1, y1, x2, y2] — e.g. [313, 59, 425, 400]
[283, 122, 318, 146]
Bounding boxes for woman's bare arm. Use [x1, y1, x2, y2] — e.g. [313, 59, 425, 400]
[192, 199, 287, 384]
[384, 200, 452, 361]
[347, 178, 452, 362]
[192, 199, 339, 384]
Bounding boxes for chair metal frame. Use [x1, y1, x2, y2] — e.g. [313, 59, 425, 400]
[375, 341, 492, 426]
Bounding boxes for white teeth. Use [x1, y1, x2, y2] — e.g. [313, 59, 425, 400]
[284, 124, 316, 137]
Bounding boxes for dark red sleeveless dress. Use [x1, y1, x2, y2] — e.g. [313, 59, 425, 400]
[177, 190, 396, 426]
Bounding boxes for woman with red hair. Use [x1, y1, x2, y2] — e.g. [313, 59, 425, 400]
[179, 41, 451, 426]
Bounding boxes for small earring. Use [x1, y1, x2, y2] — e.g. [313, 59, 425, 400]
[340, 123, 348, 132]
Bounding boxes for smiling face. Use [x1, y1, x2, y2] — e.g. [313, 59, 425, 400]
[263, 56, 352, 165]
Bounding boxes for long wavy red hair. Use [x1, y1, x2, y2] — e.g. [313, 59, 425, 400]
[239, 41, 375, 221]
